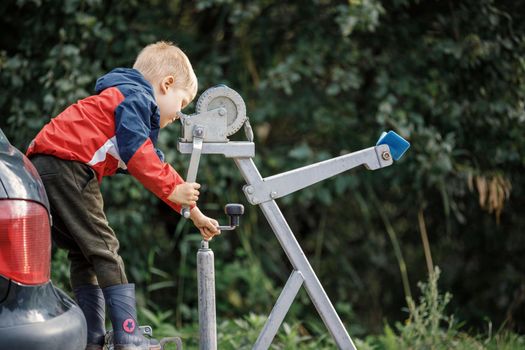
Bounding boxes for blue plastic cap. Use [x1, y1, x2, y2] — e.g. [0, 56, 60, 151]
[376, 130, 410, 161]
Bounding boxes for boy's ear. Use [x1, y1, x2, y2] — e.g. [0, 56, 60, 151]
[160, 75, 175, 94]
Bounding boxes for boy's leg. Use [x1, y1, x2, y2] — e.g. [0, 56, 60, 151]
[30, 154, 127, 288]
[103, 283, 161, 350]
[73, 283, 106, 350]
[31, 155, 162, 349]
[30, 155, 126, 349]
[50, 212, 99, 287]
[48, 206, 106, 349]
[71, 165, 128, 288]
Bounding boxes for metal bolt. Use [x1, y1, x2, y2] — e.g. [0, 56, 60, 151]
[246, 186, 254, 194]
[382, 151, 391, 161]
[270, 191, 278, 199]
[194, 128, 204, 137]
[185, 119, 191, 126]
[218, 108, 226, 116]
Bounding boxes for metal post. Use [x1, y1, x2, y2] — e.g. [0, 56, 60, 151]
[197, 240, 217, 350]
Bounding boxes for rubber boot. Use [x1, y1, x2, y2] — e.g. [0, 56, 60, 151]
[103, 283, 161, 350]
[73, 284, 106, 350]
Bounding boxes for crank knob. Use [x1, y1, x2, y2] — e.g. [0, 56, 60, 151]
[225, 203, 244, 216]
[225, 204, 244, 227]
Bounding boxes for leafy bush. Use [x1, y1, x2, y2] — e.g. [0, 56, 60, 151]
[1, 0, 524, 339]
[133, 267, 525, 349]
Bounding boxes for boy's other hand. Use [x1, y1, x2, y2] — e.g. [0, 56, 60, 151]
[190, 207, 220, 241]
[168, 182, 200, 206]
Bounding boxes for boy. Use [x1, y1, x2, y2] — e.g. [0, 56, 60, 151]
[27, 42, 220, 350]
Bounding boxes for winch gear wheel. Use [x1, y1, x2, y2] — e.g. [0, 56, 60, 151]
[195, 85, 247, 136]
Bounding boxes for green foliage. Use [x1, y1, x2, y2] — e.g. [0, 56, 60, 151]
[50, 247, 71, 292]
[1, 0, 525, 345]
[401, 267, 456, 346]
[132, 266, 525, 348]
[388, 266, 459, 348]
[368, 267, 525, 349]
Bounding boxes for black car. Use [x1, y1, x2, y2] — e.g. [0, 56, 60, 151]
[0, 128, 87, 349]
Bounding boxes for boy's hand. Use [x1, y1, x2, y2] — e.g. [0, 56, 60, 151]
[190, 207, 220, 241]
[168, 182, 200, 206]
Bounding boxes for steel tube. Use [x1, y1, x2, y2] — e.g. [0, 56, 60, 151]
[197, 240, 217, 350]
[253, 270, 304, 350]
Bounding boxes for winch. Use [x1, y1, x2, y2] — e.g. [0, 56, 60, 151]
[179, 84, 248, 143]
[175, 85, 410, 350]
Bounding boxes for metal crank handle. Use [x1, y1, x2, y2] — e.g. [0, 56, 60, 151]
[216, 204, 244, 231]
[182, 127, 205, 219]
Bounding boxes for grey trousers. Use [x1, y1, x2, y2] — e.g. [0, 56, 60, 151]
[30, 154, 127, 289]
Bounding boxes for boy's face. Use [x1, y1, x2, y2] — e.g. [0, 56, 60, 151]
[155, 76, 193, 129]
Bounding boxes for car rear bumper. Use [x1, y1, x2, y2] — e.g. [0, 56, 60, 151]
[0, 282, 87, 350]
[0, 303, 87, 350]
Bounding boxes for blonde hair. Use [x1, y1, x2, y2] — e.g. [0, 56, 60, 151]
[133, 41, 198, 99]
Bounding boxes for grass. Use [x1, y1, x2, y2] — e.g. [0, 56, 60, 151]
[141, 266, 525, 350]
[53, 252, 524, 349]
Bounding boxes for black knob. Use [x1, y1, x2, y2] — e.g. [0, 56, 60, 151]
[225, 204, 244, 227]
[225, 204, 244, 216]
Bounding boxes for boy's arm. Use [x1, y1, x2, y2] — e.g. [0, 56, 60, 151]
[114, 93, 187, 213]
[189, 206, 220, 240]
[126, 138, 186, 213]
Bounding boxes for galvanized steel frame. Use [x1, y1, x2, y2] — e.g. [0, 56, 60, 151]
[179, 140, 395, 349]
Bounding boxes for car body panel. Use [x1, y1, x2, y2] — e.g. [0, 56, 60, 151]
[0, 281, 69, 327]
[0, 176, 6, 197]
[0, 128, 49, 208]
[0, 129, 9, 197]
[0, 282, 87, 350]
[0, 276, 9, 303]
[0, 128, 87, 350]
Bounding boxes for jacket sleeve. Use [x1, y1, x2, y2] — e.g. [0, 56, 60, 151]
[114, 92, 185, 213]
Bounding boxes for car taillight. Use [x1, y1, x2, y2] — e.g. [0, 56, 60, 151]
[0, 199, 51, 285]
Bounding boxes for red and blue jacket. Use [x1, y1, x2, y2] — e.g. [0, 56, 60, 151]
[27, 68, 185, 213]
